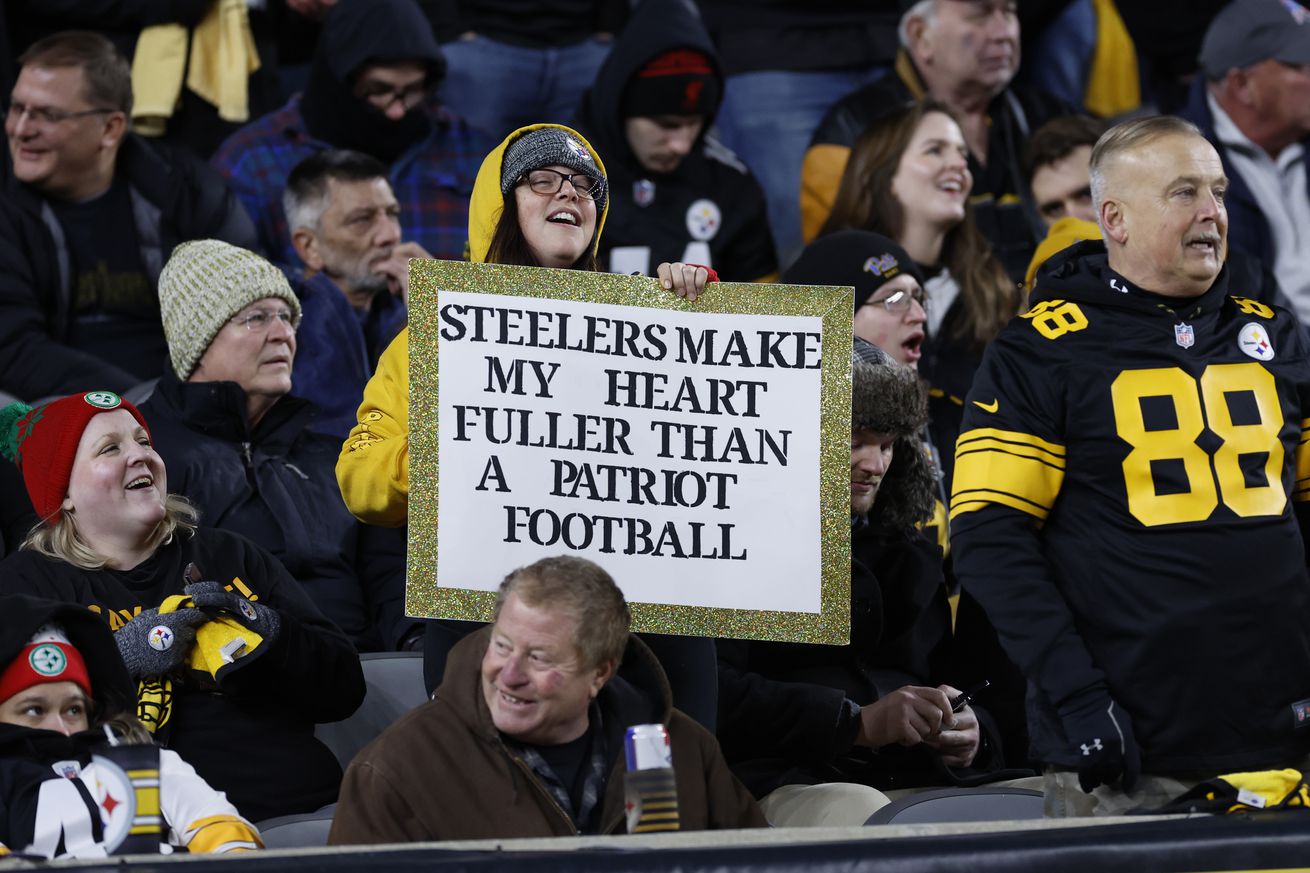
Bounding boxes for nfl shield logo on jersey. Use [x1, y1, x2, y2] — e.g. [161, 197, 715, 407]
[1239, 323, 1275, 361]
[633, 179, 655, 208]
[1174, 323, 1195, 349]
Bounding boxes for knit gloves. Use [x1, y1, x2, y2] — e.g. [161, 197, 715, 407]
[183, 580, 281, 644]
[114, 605, 208, 681]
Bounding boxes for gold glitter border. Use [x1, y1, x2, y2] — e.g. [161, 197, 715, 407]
[406, 259, 853, 645]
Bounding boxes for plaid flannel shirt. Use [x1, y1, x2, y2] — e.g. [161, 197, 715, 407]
[211, 96, 492, 264]
[507, 703, 608, 834]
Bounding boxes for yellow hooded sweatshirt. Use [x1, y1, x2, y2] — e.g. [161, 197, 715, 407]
[335, 124, 609, 526]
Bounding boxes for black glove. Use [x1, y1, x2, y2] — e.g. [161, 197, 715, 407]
[1059, 687, 1141, 794]
[184, 579, 281, 645]
[114, 606, 207, 680]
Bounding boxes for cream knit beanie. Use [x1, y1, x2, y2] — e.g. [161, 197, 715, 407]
[158, 240, 301, 379]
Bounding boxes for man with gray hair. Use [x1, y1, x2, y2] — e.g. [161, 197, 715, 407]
[330, 555, 766, 842]
[282, 150, 429, 439]
[1178, 0, 1310, 326]
[801, 0, 1069, 280]
[952, 115, 1310, 815]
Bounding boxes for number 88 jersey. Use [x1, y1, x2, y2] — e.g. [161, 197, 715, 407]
[950, 248, 1310, 771]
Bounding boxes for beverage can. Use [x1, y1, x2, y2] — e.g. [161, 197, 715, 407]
[624, 723, 672, 772]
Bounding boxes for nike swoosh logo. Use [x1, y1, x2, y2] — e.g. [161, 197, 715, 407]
[973, 399, 999, 413]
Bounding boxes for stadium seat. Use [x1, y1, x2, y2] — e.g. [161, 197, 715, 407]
[315, 652, 428, 770]
[256, 807, 335, 848]
[866, 787, 1044, 825]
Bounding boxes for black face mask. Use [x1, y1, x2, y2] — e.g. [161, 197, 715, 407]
[299, 56, 432, 164]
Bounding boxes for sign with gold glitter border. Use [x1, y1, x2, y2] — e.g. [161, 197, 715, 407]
[407, 259, 853, 644]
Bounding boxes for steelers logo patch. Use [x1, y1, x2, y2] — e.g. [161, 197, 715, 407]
[147, 626, 174, 652]
[1239, 322, 1275, 361]
[565, 137, 593, 163]
[238, 600, 257, 622]
[83, 391, 122, 410]
[686, 199, 721, 241]
[29, 643, 67, 677]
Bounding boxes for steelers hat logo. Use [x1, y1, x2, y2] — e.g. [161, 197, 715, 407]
[29, 643, 67, 677]
[83, 391, 122, 410]
[565, 137, 592, 163]
[148, 626, 174, 652]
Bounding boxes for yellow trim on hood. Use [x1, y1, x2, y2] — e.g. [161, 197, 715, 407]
[467, 123, 609, 264]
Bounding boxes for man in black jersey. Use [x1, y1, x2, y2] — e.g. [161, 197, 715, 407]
[951, 115, 1310, 815]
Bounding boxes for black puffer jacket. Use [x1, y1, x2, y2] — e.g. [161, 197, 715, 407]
[139, 370, 411, 651]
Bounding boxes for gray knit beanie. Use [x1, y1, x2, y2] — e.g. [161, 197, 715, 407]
[158, 240, 301, 380]
[500, 127, 608, 213]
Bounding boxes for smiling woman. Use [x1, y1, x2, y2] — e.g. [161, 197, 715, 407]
[0, 391, 366, 822]
[338, 124, 721, 729]
[819, 100, 1021, 492]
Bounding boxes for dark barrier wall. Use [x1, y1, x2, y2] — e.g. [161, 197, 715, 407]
[50, 814, 1310, 873]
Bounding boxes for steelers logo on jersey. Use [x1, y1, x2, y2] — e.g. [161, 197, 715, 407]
[1239, 322, 1275, 361]
[685, 199, 722, 242]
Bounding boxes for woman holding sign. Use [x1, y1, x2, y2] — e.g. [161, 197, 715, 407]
[337, 124, 717, 720]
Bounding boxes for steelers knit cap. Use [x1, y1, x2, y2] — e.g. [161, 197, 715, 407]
[158, 240, 301, 380]
[500, 127, 608, 212]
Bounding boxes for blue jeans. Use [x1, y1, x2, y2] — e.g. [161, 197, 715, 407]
[713, 66, 887, 267]
[438, 34, 613, 141]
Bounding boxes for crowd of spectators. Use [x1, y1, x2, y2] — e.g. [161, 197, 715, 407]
[2, 0, 1310, 856]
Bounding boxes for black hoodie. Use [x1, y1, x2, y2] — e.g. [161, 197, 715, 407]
[952, 240, 1310, 773]
[299, 0, 446, 164]
[573, 0, 776, 281]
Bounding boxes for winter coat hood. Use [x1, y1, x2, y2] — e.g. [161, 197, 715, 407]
[436, 625, 672, 746]
[573, 0, 723, 174]
[1033, 239, 1234, 320]
[318, 0, 444, 84]
[467, 123, 609, 264]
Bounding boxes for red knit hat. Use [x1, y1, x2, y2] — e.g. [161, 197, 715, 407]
[0, 628, 93, 705]
[0, 391, 151, 526]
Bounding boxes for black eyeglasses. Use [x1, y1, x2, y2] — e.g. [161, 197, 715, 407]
[5, 101, 117, 126]
[521, 168, 603, 200]
[868, 286, 925, 313]
[355, 81, 430, 111]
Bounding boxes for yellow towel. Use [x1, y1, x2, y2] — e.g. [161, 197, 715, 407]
[129, 0, 260, 136]
[187, 0, 261, 124]
[1084, 0, 1141, 118]
[130, 24, 188, 137]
